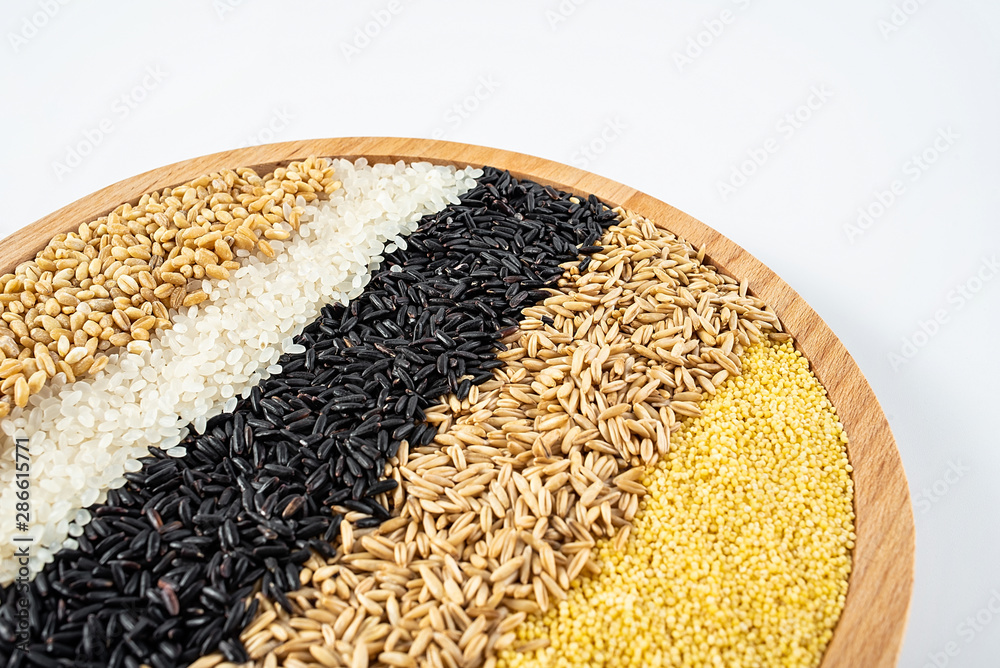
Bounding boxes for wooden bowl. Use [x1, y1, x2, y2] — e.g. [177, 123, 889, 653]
[0, 137, 914, 667]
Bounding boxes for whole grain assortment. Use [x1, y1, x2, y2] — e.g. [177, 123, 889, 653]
[0, 159, 855, 668]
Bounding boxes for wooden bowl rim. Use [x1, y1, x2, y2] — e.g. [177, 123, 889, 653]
[0, 137, 913, 667]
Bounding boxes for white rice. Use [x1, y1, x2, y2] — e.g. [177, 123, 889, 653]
[0, 159, 480, 584]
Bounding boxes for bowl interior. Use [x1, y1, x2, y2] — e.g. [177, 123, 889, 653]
[0, 137, 914, 668]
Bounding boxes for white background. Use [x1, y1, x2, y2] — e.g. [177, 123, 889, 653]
[1, 1, 998, 666]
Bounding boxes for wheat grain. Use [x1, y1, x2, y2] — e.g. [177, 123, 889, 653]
[0, 158, 343, 411]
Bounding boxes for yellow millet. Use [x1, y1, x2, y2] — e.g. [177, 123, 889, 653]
[500, 341, 855, 668]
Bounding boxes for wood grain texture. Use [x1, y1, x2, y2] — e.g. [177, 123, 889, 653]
[0, 137, 913, 667]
